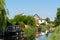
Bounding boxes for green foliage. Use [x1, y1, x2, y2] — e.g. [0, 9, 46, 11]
[50, 21, 55, 26]
[40, 23, 46, 25]
[0, 0, 7, 31]
[45, 17, 50, 23]
[55, 8, 60, 26]
[40, 24, 50, 32]
[14, 15, 27, 22]
[12, 21, 16, 25]
[0, 0, 5, 10]
[26, 16, 36, 26]
[47, 25, 60, 40]
[19, 22, 25, 27]
[10, 14, 36, 26]
[24, 27, 36, 40]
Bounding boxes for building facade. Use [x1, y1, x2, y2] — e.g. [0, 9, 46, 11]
[33, 14, 48, 25]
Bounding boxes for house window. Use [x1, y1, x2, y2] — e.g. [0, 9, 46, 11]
[41, 20, 42, 22]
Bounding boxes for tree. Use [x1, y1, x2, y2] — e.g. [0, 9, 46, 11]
[24, 16, 36, 26]
[0, 0, 5, 10]
[45, 17, 50, 23]
[55, 8, 60, 26]
[0, 0, 7, 31]
[19, 22, 25, 27]
[11, 14, 36, 26]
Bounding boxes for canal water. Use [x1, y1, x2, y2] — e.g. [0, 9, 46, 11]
[37, 33, 51, 40]
[0, 33, 51, 40]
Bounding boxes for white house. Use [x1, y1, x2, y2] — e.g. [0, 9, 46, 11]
[33, 14, 48, 25]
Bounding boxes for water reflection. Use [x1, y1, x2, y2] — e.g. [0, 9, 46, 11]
[37, 33, 51, 40]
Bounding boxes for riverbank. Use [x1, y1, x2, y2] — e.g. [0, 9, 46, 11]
[36, 27, 55, 38]
[36, 33, 51, 40]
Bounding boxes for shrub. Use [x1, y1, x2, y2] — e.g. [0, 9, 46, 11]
[24, 27, 36, 40]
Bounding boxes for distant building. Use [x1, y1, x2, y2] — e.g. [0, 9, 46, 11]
[33, 14, 48, 25]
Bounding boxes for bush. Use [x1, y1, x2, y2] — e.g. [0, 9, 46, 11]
[24, 27, 36, 40]
[40, 25, 50, 32]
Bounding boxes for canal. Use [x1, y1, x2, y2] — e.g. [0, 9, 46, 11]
[0, 33, 51, 40]
[36, 33, 51, 40]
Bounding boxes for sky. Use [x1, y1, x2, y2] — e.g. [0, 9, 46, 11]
[6, 0, 60, 21]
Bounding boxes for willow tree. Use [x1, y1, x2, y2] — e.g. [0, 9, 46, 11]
[0, 0, 7, 31]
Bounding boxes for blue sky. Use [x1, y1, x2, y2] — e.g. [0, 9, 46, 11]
[6, 0, 60, 21]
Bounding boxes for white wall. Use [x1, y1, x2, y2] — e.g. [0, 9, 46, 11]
[38, 20, 45, 24]
[38, 20, 48, 25]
